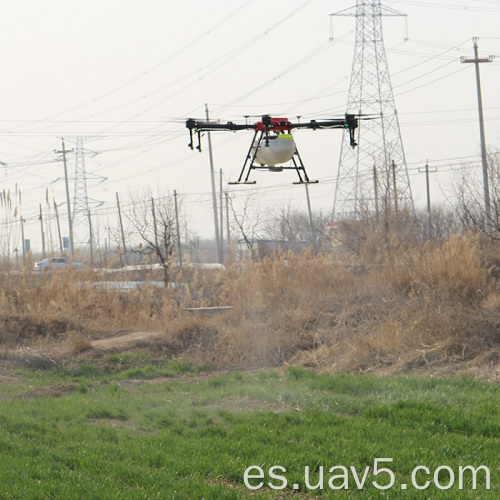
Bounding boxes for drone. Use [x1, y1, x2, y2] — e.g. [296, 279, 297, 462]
[186, 113, 360, 184]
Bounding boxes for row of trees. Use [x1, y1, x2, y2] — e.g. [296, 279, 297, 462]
[228, 148, 500, 256]
[1, 148, 499, 282]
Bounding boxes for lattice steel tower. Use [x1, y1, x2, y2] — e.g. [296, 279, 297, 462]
[332, 0, 414, 219]
[71, 137, 105, 245]
[72, 137, 91, 232]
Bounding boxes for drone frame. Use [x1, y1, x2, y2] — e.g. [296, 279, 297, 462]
[186, 114, 359, 185]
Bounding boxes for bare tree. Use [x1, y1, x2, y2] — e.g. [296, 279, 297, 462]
[453, 149, 500, 237]
[411, 205, 462, 241]
[227, 191, 263, 260]
[262, 203, 304, 241]
[262, 201, 330, 251]
[125, 189, 179, 284]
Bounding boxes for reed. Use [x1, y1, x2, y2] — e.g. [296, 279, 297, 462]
[1, 233, 499, 377]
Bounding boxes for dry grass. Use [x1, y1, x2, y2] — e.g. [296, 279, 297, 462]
[1, 233, 499, 379]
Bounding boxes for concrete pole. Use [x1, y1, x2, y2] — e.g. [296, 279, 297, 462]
[116, 192, 128, 266]
[57, 139, 75, 258]
[174, 190, 183, 267]
[304, 183, 317, 254]
[461, 38, 494, 232]
[205, 104, 222, 263]
[53, 198, 63, 253]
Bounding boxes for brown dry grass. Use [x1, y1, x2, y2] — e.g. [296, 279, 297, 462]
[1, 233, 499, 379]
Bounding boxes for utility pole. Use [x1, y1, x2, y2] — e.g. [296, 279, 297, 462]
[174, 190, 183, 267]
[418, 161, 437, 239]
[225, 191, 230, 248]
[18, 189, 26, 262]
[461, 37, 494, 232]
[88, 210, 94, 265]
[39, 204, 46, 258]
[55, 139, 74, 258]
[205, 104, 222, 264]
[104, 239, 108, 265]
[116, 192, 128, 266]
[424, 161, 431, 238]
[20, 214, 25, 261]
[53, 198, 63, 253]
[151, 197, 159, 250]
[304, 183, 317, 254]
[219, 169, 224, 262]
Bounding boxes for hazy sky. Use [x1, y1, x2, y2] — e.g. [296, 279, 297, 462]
[0, 0, 499, 249]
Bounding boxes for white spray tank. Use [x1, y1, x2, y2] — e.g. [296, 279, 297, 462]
[254, 133, 295, 168]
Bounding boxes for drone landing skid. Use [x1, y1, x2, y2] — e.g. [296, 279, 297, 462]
[229, 130, 317, 185]
[293, 179, 319, 185]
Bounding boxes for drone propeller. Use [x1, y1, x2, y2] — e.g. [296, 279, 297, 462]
[186, 113, 365, 151]
[185, 112, 365, 180]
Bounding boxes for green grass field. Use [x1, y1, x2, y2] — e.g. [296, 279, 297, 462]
[0, 362, 497, 499]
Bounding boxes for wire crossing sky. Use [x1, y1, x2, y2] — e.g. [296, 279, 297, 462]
[0, 0, 498, 249]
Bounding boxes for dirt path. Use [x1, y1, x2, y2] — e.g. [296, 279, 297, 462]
[90, 331, 162, 352]
[1, 331, 164, 366]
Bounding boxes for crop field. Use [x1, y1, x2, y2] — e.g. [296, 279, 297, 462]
[0, 365, 497, 498]
[0, 233, 499, 497]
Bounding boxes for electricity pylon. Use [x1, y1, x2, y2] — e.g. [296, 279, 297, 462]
[331, 0, 414, 220]
[71, 137, 106, 251]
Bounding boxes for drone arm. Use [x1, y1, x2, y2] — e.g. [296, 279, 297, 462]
[288, 120, 342, 130]
[288, 115, 358, 130]
[186, 119, 254, 132]
[287, 114, 359, 147]
[186, 118, 258, 152]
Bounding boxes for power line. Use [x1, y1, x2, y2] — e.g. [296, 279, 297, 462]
[4, 2, 255, 134]
[393, 0, 500, 12]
